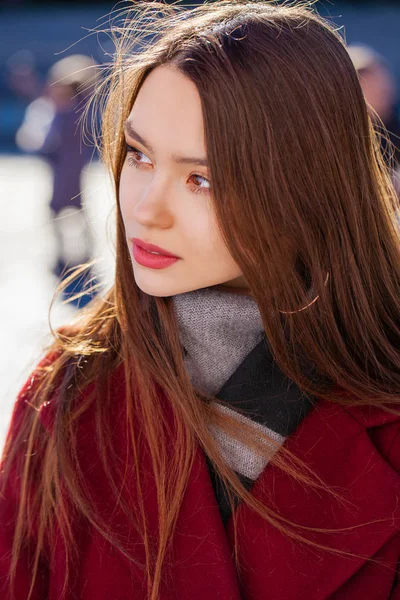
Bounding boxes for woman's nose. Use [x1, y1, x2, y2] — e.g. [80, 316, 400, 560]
[132, 179, 174, 229]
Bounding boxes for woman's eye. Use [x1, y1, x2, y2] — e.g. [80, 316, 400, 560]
[125, 144, 210, 194]
[188, 173, 211, 195]
[125, 144, 152, 168]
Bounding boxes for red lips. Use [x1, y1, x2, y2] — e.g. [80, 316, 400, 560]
[131, 238, 180, 270]
[131, 238, 179, 258]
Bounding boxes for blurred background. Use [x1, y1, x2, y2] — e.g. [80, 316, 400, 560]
[1, 0, 400, 448]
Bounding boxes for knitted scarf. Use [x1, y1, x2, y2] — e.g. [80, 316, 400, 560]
[172, 286, 316, 523]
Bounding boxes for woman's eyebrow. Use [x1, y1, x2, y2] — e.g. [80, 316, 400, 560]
[124, 120, 154, 153]
[123, 119, 208, 167]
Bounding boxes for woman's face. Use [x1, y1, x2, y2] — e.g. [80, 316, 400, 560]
[119, 65, 246, 297]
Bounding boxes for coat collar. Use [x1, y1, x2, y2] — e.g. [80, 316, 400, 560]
[172, 397, 400, 599]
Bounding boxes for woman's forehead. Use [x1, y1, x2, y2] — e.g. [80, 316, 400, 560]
[127, 65, 206, 159]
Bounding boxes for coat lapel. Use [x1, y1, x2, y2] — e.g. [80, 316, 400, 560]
[217, 399, 400, 599]
[172, 396, 400, 599]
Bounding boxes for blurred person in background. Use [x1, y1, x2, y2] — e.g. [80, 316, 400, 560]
[16, 54, 99, 304]
[348, 43, 400, 193]
[1, 3, 400, 599]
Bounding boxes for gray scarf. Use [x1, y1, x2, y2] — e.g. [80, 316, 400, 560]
[172, 286, 265, 395]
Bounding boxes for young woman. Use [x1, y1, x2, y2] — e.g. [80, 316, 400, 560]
[1, 1, 400, 598]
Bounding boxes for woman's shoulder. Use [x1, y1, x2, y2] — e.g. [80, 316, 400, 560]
[6, 345, 126, 442]
[4, 349, 64, 439]
[37, 353, 126, 434]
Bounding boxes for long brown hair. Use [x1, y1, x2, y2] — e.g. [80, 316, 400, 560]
[2, 1, 400, 598]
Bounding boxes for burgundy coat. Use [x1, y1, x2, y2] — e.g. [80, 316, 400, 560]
[1, 364, 400, 599]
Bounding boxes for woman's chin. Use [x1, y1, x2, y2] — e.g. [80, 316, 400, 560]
[132, 272, 194, 297]
[132, 261, 247, 297]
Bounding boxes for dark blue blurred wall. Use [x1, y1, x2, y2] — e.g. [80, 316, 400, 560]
[1, 2, 399, 153]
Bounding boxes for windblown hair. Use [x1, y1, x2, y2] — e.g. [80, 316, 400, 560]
[2, 1, 400, 598]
